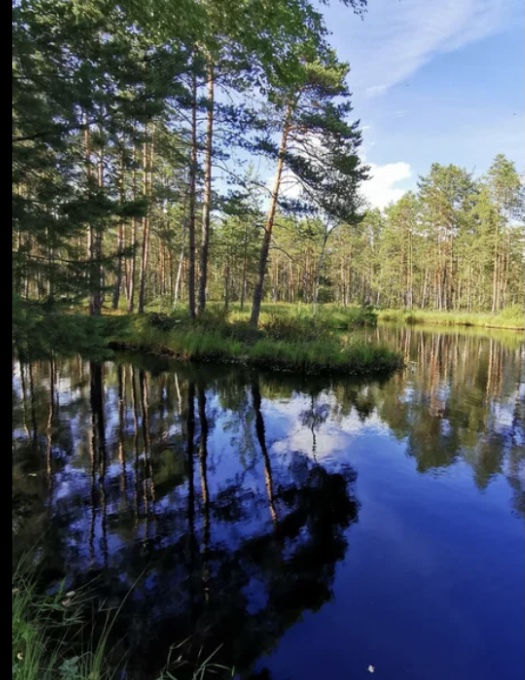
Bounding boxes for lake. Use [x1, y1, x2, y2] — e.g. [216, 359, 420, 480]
[12, 325, 525, 680]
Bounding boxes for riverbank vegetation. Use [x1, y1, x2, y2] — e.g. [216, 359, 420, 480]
[12, 303, 402, 375]
[378, 305, 524, 331]
[110, 307, 402, 375]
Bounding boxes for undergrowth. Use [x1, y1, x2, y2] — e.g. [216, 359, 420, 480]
[12, 300, 126, 362]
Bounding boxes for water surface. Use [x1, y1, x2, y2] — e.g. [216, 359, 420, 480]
[12, 326, 525, 679]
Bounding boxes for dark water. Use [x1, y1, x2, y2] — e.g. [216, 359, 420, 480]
[12, 326, 525, 680]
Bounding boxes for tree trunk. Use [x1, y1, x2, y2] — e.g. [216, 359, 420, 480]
[113, 222, 124, 310]
[90, 129, 104, 316]
[85, 121, 102, 317]
[491, 220, 500, 313]
[313, 231, 329, 319]
[422, 267, 429, 308]
[112, 150, 126, 310]
[187, 71, 198, 320]
[407, 226, 413, 310]
[173, 234, 185, 309]
[198, 60, 214, 315]
[250, 103, 293, 327]
[240, 221, 249, 310]
[138, 129, 154, 314]
[223, 263, 230, 313]
[127, 140, 138, 312]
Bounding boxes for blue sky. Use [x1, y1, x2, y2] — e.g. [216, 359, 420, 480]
[321, 0, 524, 208]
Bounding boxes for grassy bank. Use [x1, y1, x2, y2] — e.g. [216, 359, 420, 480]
[378, 306, 524, 331]
[109, 310, 403, 376]
[13, 301, 403, 376]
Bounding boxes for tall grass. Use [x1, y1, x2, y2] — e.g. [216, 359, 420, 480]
[146, 300, 378, 330]
[13, 301, 402, 374]
[12, 556, 231, 680]
[12, 558, 116, 680]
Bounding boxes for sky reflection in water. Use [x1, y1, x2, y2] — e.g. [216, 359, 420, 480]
[12, 326, 525, 680]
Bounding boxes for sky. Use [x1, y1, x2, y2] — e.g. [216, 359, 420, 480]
[321, 0, 525, 209]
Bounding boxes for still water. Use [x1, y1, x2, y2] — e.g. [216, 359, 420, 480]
[12, 326, 525, 680]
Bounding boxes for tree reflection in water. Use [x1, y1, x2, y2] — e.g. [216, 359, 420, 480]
[12, 359, 360, 678]
[11, 327, 524, 677]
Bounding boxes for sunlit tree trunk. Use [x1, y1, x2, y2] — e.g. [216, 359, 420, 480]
[187, 72, 198, 320]
[198, 60, 214, 315]
[138, 129, 154, 314]
[127, 139, 139, 312]
[250, 103, 293, 327]
[85, 119, 102, 317]
[112, 148, 126, 310]
[491, 220, 500, 313]
[313, 230, 330, 319]
[173, 236, 185, 309]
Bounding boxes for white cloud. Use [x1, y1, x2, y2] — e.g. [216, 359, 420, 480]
[265, 151, 413, 213]
[329, 0, 518, 96]
[360, 161, 412, 210]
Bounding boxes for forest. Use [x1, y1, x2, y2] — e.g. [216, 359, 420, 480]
[13, 0, 524, 340]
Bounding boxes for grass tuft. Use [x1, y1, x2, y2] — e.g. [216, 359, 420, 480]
[12, 559, 116, 680]
[12, 555, 232, 680]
